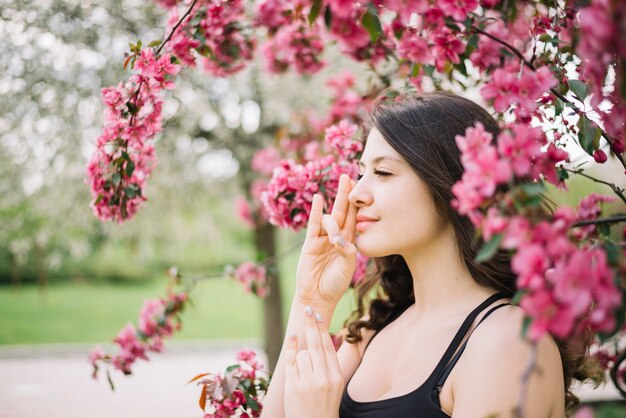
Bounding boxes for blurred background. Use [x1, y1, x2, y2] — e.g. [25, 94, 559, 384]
[0, 0, 624, 417]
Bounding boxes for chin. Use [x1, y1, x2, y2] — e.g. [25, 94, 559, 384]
[355, 236, 395, 258]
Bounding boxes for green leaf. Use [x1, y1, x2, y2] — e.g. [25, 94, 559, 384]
[94, 194, 103, 205]
[520, 182, 546, 197]
[148, 40, 162, 48]
[245, 392, 260, 411]
[602, 241, 619, 266]
[568, 79, 587, 101]
[475, 233, 503, 263]
[577, 115, 601, 156]
[511, 290, 526, 305]
[361, 10, 382, 43]
[111, 172, 121, 185]
[410, 63, 421, 78]
[126, 160, 135, 178]
[554, 98, 564, 116]
[324, 5, 332, 29]
[521, 316, 532, 339]
[308, 0, 322, 25]
[557, 167, 569, 182]
[226, 364, 241, 373]
[124, 185, 137, 198]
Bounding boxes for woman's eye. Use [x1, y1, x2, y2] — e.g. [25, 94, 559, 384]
[373, 169, 391, 177]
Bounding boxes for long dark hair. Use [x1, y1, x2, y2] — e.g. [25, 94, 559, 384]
[343, 91, 603, 412]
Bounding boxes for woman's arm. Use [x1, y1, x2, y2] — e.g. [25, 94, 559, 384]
[450, 306, 564, 418]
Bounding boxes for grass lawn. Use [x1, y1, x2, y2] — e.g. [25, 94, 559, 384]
[0, 236, 356, 345]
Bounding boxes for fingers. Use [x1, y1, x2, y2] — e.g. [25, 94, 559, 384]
[305, 193, 324, 239]
[330, 174, 352, 230]
[320, 329, 342, 377]
[321, 214, 341, 244]
[343, 182, 358, 242]
[285, 332, 300, 381]
[303, 306, 327, 373]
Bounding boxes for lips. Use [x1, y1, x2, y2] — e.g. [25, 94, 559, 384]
[356, 215, 379, 232]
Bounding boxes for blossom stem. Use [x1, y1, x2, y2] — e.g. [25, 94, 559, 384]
[469, 24, 626, 170]
[514, 343, 538, 418]
[155, 0, 199, 56]
[572, 215, 626, 228]
[178, 239, 304, 281]
[561, 168, 626, 204]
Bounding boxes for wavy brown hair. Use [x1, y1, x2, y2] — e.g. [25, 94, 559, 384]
[343, 91, 604, 413]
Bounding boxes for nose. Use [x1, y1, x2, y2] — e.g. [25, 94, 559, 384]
[348, 176, 373, 207]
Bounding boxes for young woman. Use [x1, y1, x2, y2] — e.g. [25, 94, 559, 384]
[260, 92, 589, 418]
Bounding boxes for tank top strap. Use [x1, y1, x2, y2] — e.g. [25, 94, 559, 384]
[432, 302, 511, 391]
[427, 292, 509, 383]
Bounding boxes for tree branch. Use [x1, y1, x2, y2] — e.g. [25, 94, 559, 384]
[515, 343, 538, 418]
[572, 215, 626, 228]
[562, 168, 626, 204]
[469, 25, 626, 170]
[155, 0, 199, 56]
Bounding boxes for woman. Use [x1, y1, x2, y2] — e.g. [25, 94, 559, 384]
[260, 92, 586, 418]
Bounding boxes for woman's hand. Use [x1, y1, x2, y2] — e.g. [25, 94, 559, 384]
[296, 174, 358, 307]
[284, 306, 345, 418]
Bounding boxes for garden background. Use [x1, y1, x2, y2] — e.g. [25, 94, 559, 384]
[0, 0, 624, 417]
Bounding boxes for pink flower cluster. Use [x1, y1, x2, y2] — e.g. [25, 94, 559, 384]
[87, 48, 180, 222]
[90, 292, 187, 380]
[262, 21, 326, 75]
[229, 262, 270, 298]
[511, 216, 622, 341]
[164, 0, 255, 77]
[261, 120, 361, 230]
[324, 120, 363, 160]
[481, 65, 557, 120]
[191, 348, 268, 418]
[452, 122, 568, 218]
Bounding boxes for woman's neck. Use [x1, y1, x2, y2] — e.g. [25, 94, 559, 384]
[401, 225, 494, 319]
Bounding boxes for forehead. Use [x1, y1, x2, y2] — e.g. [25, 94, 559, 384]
[359, 128, 405, 165]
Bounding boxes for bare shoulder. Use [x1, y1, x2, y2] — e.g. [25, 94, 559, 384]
[451, 305, 565, 418]
[336, 316, 376, 382]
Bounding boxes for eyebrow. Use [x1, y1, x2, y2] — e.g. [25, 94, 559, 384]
[358, 155, 403, 167]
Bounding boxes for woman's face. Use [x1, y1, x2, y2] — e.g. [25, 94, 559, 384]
[348, 127, 448, 258]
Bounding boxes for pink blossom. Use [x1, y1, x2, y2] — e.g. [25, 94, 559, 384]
[324, 120, 362, 160]
[439, 0, 479, 21]
[327, 0, 356, 18]
[480, 67, 519, 112]
[379, 0, 429, 25]
[396, 30, 434, 66]
[593, 149, 608, 163]
[235, 197, 255, 228]
[431, 27, 465, 71]
[252, 147, 282, 176]
[497, 124, 543, 176]
[262, 22, 325, 75]
[520, 288, 576, 340]
[233, 262, 269, 298]
[481, 207, 508, 241]
[253, 0, 292, 29]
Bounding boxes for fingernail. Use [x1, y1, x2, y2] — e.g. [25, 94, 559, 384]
[315, 312, 323, 323]
[289, 332, 297, 341]
[304, 306, 314, 317]
[332, 235, 346, 248]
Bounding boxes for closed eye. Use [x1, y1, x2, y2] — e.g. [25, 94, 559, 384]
[357, 170, 391, 181]
[373, 169, 391, 177]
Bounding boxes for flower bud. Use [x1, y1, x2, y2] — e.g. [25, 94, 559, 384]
[593, 149, 607, 163]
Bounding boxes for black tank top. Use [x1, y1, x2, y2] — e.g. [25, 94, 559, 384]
[339, 292, 510, 417]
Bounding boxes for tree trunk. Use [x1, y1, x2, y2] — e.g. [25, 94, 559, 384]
[254, 222, 283, 372]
